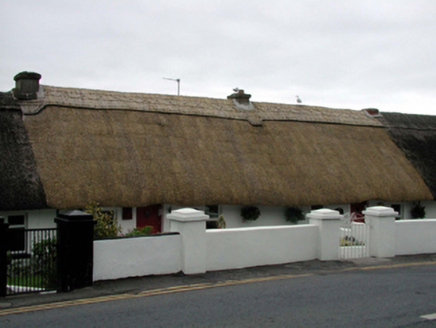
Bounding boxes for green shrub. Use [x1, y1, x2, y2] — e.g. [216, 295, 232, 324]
[411, 202, 426, 219]
[32, 238, 57, 288]
[85, 201, 122, 239]
[125, 226, 153, 236]
[285, 207, 304, 224]
[241, 206, 261, 221]
[217, 215, 226, 228]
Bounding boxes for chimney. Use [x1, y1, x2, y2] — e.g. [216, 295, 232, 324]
[227, 89, 254, 111]
[362, 108, 382, 118]
[227, 89, 251, 105]
[13, 71, 42, 100]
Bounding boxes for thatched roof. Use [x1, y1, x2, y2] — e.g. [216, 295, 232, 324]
[1, 85, 432, 210]
[21, 86, 383, 127]
[0, 92, 47, 210]
[377, 112, 436, 199]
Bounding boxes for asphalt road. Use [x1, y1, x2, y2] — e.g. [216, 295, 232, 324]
[1, 262, 436, 327]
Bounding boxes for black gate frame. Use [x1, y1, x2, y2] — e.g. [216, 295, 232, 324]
[1, 211, 95, 297]
[0, 222, 57, 296]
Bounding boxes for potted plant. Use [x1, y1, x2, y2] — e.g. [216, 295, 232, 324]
[411, 202, 426, 219]
[217, 215, 226, 228]
[285, 207, 304, 224]
[241, 206, 261, 221]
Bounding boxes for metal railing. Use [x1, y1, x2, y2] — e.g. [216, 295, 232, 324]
[7, 228, 57, 295]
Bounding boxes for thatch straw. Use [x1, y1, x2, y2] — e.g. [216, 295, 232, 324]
[378, 112, 436, 199]
[0, 93, 47, 210]
[26, 85, 382, 127]
[19, 86, 432, 209]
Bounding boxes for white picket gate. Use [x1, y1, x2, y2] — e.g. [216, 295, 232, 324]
[339, 214, 369, 259]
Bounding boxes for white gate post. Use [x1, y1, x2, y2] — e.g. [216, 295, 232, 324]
[363, 206, 398, 258]
[168, 208, 209, 274]
[307, 209, 342, 261]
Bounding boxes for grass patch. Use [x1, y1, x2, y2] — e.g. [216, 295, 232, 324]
[7, 274, 48, 289]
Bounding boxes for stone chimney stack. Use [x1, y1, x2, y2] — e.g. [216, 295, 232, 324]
[227, 89, 251, 105]
[13, 71, 42, 100]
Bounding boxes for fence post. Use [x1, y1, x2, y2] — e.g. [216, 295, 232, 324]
[0, 218, 8, 297]
[363, 206, 397, 258]
[55, 210, 95, 292]
[307, 209, 342, 261]
[168, 208, 208, 274]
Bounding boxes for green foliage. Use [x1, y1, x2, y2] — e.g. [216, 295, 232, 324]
[285, 207, 304, 224]
[7, 274, 46, 288]
[411, 202, 426, 219]
[340, 236, 365, 247]
[217, 214, 226, 228]
[241, 206, 261, 221]
[85, 201, 122, 239]
[32, 238, 57, 288]
[33, 238, 56, 262]
[125, 226, 153, 236]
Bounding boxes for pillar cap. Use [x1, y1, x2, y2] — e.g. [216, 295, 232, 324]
[306, 208, 343, 220]
[167, 208, 209, 222]
[55, 210, 94, 222]
[362, 206, 398, 217]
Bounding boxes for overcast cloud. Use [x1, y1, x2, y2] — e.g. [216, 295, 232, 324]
[1, 0, 435, 115]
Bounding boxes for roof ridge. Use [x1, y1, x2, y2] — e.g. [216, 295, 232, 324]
[16, 85, 382, 127]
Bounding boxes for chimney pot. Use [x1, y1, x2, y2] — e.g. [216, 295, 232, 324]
[362, 108, 382, 118]
[13, 71, 42, 100]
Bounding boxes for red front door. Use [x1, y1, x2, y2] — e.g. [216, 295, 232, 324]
[136, 205, 162, 233]
[350, 201, 367, 222]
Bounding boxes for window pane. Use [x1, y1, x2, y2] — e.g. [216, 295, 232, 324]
[206, 205, 219, 218]
[8, 215, 25, 226]
[122, 207, 133, 220]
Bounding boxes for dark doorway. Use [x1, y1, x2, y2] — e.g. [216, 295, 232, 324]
[350, 201, 367, 222]
[136, 205, 162, 233]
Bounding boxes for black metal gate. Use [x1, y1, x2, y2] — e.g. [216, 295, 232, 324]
[1, 211, 95, 297]
[5, 228, 57, 296]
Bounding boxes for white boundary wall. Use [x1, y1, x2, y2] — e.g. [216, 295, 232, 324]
[395, 219, 436, 255]
[92, 208, 436, 282]
[94, 233, 182, 281]
[206, 225, 318, 271]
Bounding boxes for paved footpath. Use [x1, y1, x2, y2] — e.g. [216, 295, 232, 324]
[1, 254, 435, 315]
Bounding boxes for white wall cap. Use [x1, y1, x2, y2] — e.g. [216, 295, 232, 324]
[173, 208, 202, 215]
[306, 208, 343, 220]
[363, 206, 398, 217]
[167, 208, 209, 222]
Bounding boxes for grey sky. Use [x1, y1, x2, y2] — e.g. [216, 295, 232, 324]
[1, 0, 435, 115]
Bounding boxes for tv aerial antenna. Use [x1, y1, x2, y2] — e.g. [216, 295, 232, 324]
[163, 77, 180, 95]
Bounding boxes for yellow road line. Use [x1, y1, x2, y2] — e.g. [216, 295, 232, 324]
[1, 261, 434, 317]
[339, 261, 436, 273]
[0, 273, 311, 316]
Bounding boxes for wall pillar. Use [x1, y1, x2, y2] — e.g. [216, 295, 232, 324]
[55, 210, 95, 292]
[307, 209, 342, 261]
[0, 218, 8, 297]
[168, 208, 208, 274]
[363, 206, 397, 258]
